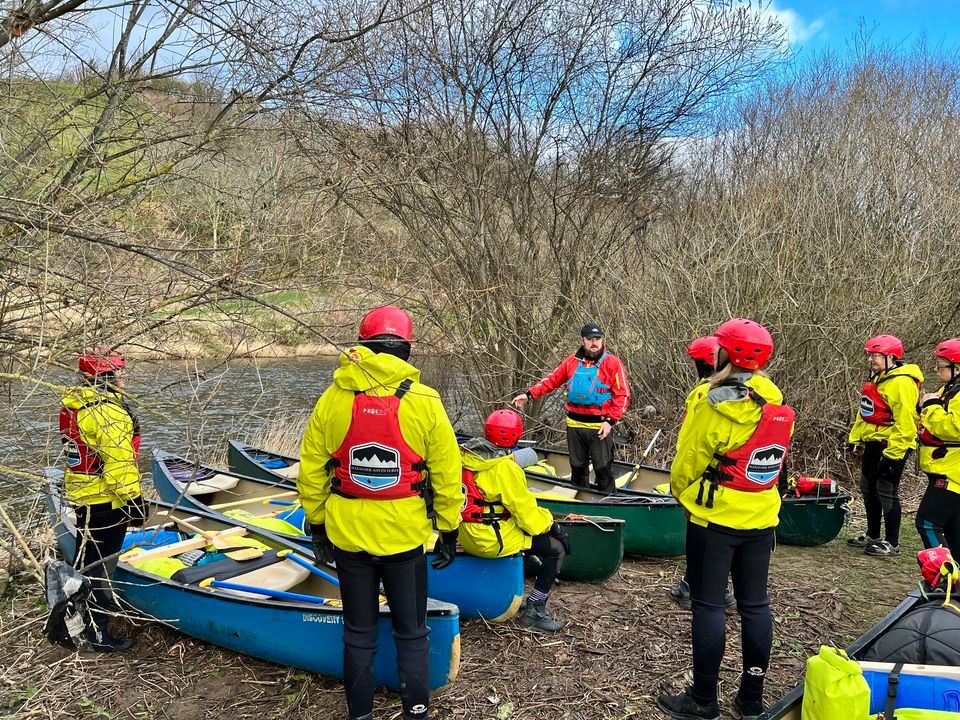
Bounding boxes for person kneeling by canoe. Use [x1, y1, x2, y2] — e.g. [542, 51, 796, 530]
[298, 306, 463, 720]
[658, 319, 794, 720]
[459, 409, 572, 633]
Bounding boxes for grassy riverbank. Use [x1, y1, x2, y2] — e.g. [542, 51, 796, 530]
[0, 475, 928, 720]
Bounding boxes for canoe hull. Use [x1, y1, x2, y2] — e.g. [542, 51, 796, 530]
[155, 450, 524, 620]
[553, 516, 625, 581]
[45, 475, 460, 692]
[775, 494, 851, 547]
[534, 496, 685, 558]
[529, 446, 851, 548]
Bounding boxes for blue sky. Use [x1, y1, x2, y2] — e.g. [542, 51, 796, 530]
[771, 1, 960, 55]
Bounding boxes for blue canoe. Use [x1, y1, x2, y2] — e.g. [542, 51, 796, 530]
[152, 448, 524, 621]
[44, 471, 460, 692]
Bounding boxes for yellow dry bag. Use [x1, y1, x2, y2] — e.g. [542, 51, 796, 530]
[801, 645, 870, 720]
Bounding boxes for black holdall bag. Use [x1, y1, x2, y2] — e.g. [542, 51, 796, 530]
[862, 597, 960, 666]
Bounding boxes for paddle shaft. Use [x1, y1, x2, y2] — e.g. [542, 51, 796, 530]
[279, 550, 340, 586]
[208, 490, 298, 511]
[203, 578, 333, 605]
[156, 514, 262, 559]
[624, 428, 664, 488]
[121, 526, 248, 563]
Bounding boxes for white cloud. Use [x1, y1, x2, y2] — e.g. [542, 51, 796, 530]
[764, 2, 827, 46]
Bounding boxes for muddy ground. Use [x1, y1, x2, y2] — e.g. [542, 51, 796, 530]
[0, 481, 929, 720]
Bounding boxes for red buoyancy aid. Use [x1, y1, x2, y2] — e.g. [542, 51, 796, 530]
[919, 383, 960, 448]
[859, 373, 920, 426]
[59, 398, 142, 475]
[698, 389, 795, 508]
[328, 379, 428, 500]
[460, 468, 511, 524]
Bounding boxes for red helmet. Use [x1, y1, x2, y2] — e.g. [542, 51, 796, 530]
[686, 336, 718, 365]
[484, 409, 524, 448]
[934, 338, 960, 364]
[358, 306, 413, 341]
[714, 319, 774, 370]
[78, 352, 126, 377]
[864, 335, 903, 359]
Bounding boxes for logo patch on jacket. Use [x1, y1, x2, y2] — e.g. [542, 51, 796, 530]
[745, 445, 786, 484]
[348, 443, 401, 490]
[860, 395, 875, 416]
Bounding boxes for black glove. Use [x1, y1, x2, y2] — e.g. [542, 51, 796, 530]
[549, 523, 572, 556]
[310, 523, 335, 565]
[124, 495, 147, 528]
[431, 530, 459, 570]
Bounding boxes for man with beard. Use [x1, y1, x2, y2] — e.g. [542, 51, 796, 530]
[513, 323, 630, 493]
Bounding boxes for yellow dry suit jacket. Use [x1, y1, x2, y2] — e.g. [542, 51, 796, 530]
[919, 381, 960, 492]
[457, 449, 555, 557]
[298, 346, 463, 556]
[60, 385, 141, 508]
[848, 364, 924, 461]
[670, 373, 791, 531]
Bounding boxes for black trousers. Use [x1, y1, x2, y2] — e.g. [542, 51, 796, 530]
[686, 521, 774, 705]
[528, 534, 565, 595]
[566, 425, 615, 492]
[72, 503, 129, 628]
[860, 441, 906, 544]
[916, 474, 960, 553]
[334, 546, 430, 720]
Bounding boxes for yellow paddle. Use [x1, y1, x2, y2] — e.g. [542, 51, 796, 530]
[159, 513, 263, 560]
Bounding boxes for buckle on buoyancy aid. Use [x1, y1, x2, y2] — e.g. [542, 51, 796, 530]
[696, 463, 724, 509]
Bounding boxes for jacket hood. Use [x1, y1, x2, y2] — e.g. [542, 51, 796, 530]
[332, 345, 421, 392]
[461, 447, 516, 473]
[61, 385, 121, 409]
[706, 373, 784, 426]
[880, 363, 924, 384]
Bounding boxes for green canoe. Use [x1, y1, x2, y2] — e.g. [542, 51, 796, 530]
[229, 441, 629, 576]
[525, 474, 685, 558]
[552, 515, 625, 582]
[527, 446, 851, 548]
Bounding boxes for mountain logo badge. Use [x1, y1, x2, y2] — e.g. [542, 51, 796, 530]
[349, 443, 401, 491]
[860, 395, 875, 417]
[745, 444, 786, 485]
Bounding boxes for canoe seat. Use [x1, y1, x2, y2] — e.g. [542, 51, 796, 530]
[271, 462, 300, 479]
[223, 559, 311, 600]
[181, 472, 240, 495]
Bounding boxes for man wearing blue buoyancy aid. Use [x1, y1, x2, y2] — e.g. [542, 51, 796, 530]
[513, 323, 630, 493]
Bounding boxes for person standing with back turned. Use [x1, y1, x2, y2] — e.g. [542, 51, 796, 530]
[658, 319, 794, 720]
[59, 351, 145, 652]
[847, 335, 923, 556]
[512, 323, 630, 493]
[298, 306, 463, 720]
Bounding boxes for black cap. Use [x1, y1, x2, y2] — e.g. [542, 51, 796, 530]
[580, 323, 603, 339]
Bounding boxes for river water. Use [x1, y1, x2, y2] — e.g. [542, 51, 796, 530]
[0, 356, 479, 514]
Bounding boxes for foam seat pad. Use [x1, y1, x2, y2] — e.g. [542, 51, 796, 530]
[271, 462, 300, 479]
[180, 472, 240, 495]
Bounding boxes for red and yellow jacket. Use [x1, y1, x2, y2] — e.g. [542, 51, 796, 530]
[528, 347, 630, 426]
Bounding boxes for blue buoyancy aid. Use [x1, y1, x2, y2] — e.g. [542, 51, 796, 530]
[566, 352, 611, 407]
